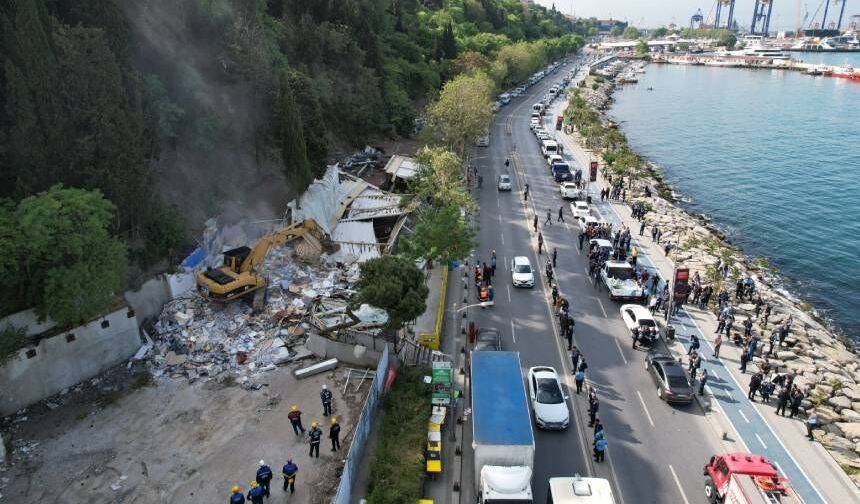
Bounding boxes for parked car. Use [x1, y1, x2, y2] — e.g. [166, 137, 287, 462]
[645, 353, 694, 404]
[620, 304, 658, 345]
[527, 366, 570, 430]
[473, 327, 501, 352]
[570, 200, 590, 220]
[475, 134, 489, 147]
[511, 256, 535, 288]
[530, 118, 541, 130]
[497, 174, 512, 191]
[536, 131, 551, 141]
[559, 182, 585, 200]
[588, 239, 614, 258]
[546, 154, 564, 168]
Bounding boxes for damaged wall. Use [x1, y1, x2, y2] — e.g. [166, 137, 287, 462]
[124, 272, 197, 324]
[0, 307, 142, 416]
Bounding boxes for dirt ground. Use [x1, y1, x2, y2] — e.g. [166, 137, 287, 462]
[0, 361, 369, 503]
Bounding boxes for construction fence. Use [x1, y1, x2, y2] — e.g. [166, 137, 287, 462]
[333, 344, 390, 504]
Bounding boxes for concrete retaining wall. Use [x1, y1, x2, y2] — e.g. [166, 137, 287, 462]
[124, 272, 195, 324]
[306, 334, 383, 368]
[0, 306, 141, 416]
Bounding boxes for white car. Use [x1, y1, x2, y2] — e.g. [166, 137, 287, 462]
[475, 134, 489, 147]
[547, 154, 563, 167]
[620, 304, 659, 339]
[511, 256, 535, 288]
[533, 127, 547, 137]
[576, 214, 601, 233]
[589, 238, 614, 258]
[602, 263, 645, 301]
[527, 366, 570, 430]
[559, 182, 585, 200]
[570, 200, 590, 220]
[536, 131, 550, 141]
[497, 174, 512, 191]
[530, 118, 540, 130]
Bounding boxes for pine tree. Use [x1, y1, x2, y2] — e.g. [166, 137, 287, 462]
[439, 21, 458, 59]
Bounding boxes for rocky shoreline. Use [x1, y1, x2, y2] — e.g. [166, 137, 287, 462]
[577, 59, 860, 485]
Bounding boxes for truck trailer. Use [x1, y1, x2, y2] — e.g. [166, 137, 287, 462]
[471, 351, 536, 503]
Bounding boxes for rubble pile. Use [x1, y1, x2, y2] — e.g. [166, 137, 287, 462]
[149, 244, 364, 384]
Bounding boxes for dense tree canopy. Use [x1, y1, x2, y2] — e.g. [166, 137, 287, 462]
[403, 204, 474, 265]
[352, 256, 429, 333]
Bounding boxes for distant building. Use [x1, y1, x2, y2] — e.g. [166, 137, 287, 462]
[590, 17, 628, 35]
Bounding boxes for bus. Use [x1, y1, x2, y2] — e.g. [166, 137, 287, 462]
[546, 476, 615, 504]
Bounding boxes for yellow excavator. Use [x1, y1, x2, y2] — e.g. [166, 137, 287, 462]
[196, 219, 323, 305]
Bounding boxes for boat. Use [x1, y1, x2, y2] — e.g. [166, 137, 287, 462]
[831, 64, 860, 80]
[790, 35, 860, 52]
[719, 35, 791, 60]
[704, 58, 741, 67]
[805, 64, 832, 75]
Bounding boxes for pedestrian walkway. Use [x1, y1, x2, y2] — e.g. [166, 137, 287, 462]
[552, 116, 860, 503]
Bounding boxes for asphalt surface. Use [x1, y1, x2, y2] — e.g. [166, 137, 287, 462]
[464, 56, 725, 504]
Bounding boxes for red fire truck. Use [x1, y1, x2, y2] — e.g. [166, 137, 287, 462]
[704, 453, 802, 503]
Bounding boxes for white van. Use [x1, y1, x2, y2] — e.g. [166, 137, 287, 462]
[499, 93, 511, 105]
[533, 103, 544, 113]
[541, 139, 558, 158]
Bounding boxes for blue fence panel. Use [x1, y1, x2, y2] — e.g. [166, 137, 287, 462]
[333, 345, 390, 504]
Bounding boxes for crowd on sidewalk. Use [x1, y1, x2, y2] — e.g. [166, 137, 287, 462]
[228, 385, 342, 503]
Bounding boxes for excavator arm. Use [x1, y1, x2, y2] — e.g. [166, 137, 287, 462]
[240, 219, 321, 274]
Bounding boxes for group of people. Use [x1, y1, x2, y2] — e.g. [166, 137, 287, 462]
[570, 347, 606, 461]
[231, 386, 341, 502]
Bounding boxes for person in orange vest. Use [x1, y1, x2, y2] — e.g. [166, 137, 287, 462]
[288, 405, 305, 436]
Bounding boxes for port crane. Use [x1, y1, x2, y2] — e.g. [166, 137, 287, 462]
[714, 0, 737, 30]
[691, 8, 705, 28]
[751, 0, 776, 36]
[818, 0, 849, 30]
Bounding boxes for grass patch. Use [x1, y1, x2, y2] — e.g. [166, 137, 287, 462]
[366, 366, 431, 504]
[0, 325, 28, 366]
[841, 464, 860, 476]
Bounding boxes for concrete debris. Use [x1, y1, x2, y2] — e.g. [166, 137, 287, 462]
[295, 358, 339, 379]
[147, 240, 367, 383]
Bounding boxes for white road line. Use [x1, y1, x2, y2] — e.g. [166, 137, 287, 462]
[636, 391, 656, 427]
[506, 284, 512, 303]
[614, 338, 628, 365]
[511, 319, 517, 344]
[498, 213, 502, 224]
[597, 298, 608, 318]
[738, 409, 750, 423]
[755, 433, 768, 449]
[668, 465, 691, 504]
[501, 233, 505, 245]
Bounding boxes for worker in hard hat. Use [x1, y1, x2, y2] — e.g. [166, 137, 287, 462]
[282, 458, 298, 494]
[246, 480, 264, 504]
[308, 420, 322, 458]
[229, 485, 245, 503]
[255, 460, 273, 498]
[329, 417, 341, 451]
[320, 384, 333, 416]
[288, 404, 305, 436]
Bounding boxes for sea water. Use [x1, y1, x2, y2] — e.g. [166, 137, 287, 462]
[610, 52, 860, 339]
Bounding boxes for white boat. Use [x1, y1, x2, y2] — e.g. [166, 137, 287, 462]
[704, 58, 741, 67]
[719, 35, 790, 60]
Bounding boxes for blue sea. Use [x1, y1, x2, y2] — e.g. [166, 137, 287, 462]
[610, 52, 860, 340]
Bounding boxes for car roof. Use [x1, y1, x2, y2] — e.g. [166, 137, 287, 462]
[499, 174, 510, 179]
[529, 366, 558, 378]
[561, 182, 577, 187]
[606, 260, 631, 267]
[513, 256, 531, 265]
[622, 304, 652, 317]
[590, 239, 612, 247]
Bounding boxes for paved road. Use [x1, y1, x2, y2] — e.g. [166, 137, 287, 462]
[464, 56, 724, 504]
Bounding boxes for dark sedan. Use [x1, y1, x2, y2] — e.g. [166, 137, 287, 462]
[473, 327, 501, 352]
[645, 353, 694, 405]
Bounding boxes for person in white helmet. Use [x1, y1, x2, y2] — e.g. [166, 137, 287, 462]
[255, 460, 273, 497]
[320, 384, 333, 416]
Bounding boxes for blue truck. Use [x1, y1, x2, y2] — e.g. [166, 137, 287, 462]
[471, 351, 535, 503]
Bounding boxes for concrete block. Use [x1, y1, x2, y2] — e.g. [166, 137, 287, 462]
[294, 358, 339, 379]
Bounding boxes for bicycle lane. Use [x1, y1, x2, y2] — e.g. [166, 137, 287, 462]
[551, 123, 826, 504]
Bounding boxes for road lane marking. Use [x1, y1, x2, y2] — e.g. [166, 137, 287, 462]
[738, 409, 750, 423]
[507, 284, 512, 303]
[755, 433, 768, 449]
[614, 338, 628, 365]
[597, 298, 608, 318]
[636, 391, 655, 427]
[511, 319, 517, 343]
[501, 233, 505, 245]
[668, 465, 691, 504]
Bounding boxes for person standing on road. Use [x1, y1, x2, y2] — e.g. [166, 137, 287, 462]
[490, 251, 497, 277]
[639, 221, 646, 236]
[690, 353, 701, 382]
[533, 214, 538, 232]
[308, 421, 322, 458]
[713, 333, 723, 359]
[574, 369, 585, 394]
[288, 405, 305, 436]
[739, 350, 749, 374]
[571, 346, 581, 373]
[565, 314, 575, 350]
[593, 419, 604, 438]
[593, 436, 607, 463]
[551, 284, 559, 305]
[255, 461, 273, 498]
[748, 372, 763, 401]
[743, 316, 753, 338]
[698, 369, 709, 395]
[282, 459, 298, 494]
[552, 248, 558, 268]
[545, 208, 552, 226]
[588, 395, 599, 426]
[578, 357, 588, 373]
[538, 232, 544, 254]
[688, 334, 700, 355]
[578, 230, 586, 251]
[558, 206, 565, 223]
[230, 485, 246, 504]
[329, 417, 341, 451]
[524, 183, 530, 201]
[321, 384, 333, 417]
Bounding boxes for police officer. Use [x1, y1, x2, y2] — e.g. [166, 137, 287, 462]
[282, 458, 298, 494]
[308, 421, 322, 458]
[330, 417, 341, 451]
[256, 460, 273, 498]
[321, 384, 333, 417]
[247, 481, 264, 504]
[229, 485, 245, 504]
